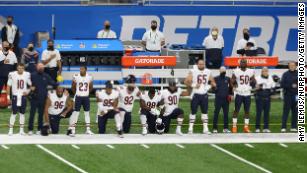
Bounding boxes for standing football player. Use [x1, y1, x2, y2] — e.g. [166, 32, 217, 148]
[68, 66, 94, 136]
[140, 88, 164, 135]
[231, 59, 256, 133]
[184, 59, 216, 134]
[43, 85, 73, 134]
[161, 79, 190, 135]
[96, 81, 122, 136]
[117, 75, 141, 133]
[7, 63, 32, 135]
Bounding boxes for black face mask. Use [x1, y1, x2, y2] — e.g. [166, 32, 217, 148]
[243, 33, 250, 41]
[28, 47, 34, 51]
[261, 75, 268, 79]
[220, 72, 226, 77]
[3, 47, 9, 52]
[151, 25, 157, 30]
[105, 25, 110, 30]
[7, 21, 12, 25]
[47, 46, 54, 51]
[127, 86, 134, 92]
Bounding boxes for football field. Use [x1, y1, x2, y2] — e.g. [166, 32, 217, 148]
[0, 99, 306, 173]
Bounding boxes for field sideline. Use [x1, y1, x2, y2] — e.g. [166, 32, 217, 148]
[0, 98, 306, 173]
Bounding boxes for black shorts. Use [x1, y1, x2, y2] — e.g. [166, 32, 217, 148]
[191, 93, 208, 114]
[162, 108, 184, 133]
[234, 95, 251, 113]
[74, 96, 90, 112]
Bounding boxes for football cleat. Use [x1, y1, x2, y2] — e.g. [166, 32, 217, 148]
[142, 127, 148, 135]
[36, 131, 41, 135]
[232, 126, 237, 133]
[8, 128, 13, 136]
[212, 129, 218, 133]
[66, 129, 72, 136]
[255, 129, 260, 133]
[19, 129, 25, 135]
[28, 131, 33, 136]
[117, 130, 124, 138]
[243, 126, 250, 133]
[281, 128, 286, 133]
[290, 128, 297, 132]
[263, 129, 271, 133]
[176, 129, 183, 136]
[203, 130, 211, 135]
[85, 129, 94, 135]
[223, 129, 231, 133]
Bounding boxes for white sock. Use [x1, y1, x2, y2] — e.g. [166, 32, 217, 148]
[19, 113, 25, 129]
[244, 118, 249, 126]
[177, 118, 183, 131]
[84, 111, 90, 130]
[189, 114, 196, 130]
[9, 114, 17, 128]
[140, 114, 147, 127]
[232, 118, 237, 127]
[69, 111, 79, 131]
[201, 114, 209, 131]
[114, 113, 122, 131]
[119, 111, 126, 124]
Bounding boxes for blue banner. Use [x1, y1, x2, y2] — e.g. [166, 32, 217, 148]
[0, 6, 298, 62]
[41, 39, 124, 52]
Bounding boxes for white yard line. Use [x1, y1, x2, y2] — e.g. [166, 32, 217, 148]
[71, 145, 80, 149]
[279, 143, 288, 148]
[36, 145, 88, 173]
[244, 144, 255, 148]
[141, 144, 150, 149]
[1, 145, 9, 149]
[211, 144, 272, 173]
[106, 144, 115, 149]
[176, 144, 185, 149]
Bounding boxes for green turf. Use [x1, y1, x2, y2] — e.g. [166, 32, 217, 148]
[1, 144, 306, 173]
[0, 98, 303, 134]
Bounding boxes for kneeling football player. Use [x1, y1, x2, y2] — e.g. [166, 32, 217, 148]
[140, 88, 164, 135]
[161, 79, 190, 135]
[117, 75, 141, 133]
[96, 81, 123, 137]
[43, 85, 73, 134]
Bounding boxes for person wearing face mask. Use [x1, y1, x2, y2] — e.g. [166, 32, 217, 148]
[236, 28, 257, 56]
[254, 67, 276, 133]
[203, 27, 224, 68]
[0, 41, 18, 95]
[1, 16, 21, 59]
[21, 42, 39, 73]
[97, 20, 117, 39]
[142, 20, 165, 52]
[280, 62, 298, 133]
[41, 39, 62, 82]
[212, 66, 232, 133]
[28, 63, 57, 135]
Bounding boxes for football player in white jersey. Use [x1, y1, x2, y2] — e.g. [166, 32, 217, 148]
[185, 59, 216, 134]
[96, 81, 123, 137]
[7, 63, 32, 135]
[117, 75, 141, 133]
[43, 85, 73, 134]
[68, 66, 94, 136]
[161, 79, 190, 135]
[254, 67, 277, 133]
[231, 59, 256, 133]
[140, 87, 164, 135]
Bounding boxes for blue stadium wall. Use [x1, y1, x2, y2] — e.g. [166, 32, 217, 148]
[0, 6, 299, 62]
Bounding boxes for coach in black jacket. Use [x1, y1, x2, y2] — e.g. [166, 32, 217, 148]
[212, 66, 232, 133]
[280, 62, 298, 132]
[1, 16, 21, 58]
